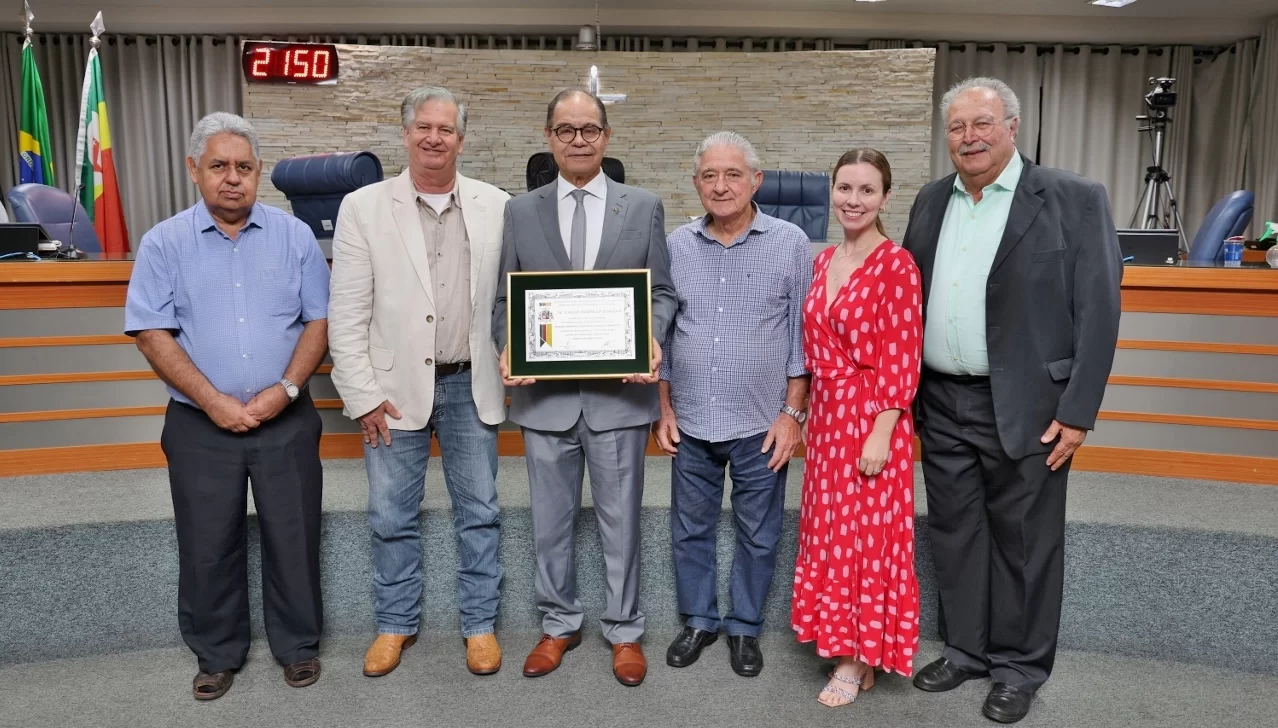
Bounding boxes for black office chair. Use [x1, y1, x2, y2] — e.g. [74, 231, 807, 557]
[525, 152, 625, 191]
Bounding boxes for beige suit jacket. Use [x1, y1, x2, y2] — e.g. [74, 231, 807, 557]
[328, 170, 510, 429]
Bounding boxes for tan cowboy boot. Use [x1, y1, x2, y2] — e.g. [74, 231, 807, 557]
[363, 633, 418, 677]
[465, 633, 502, 675]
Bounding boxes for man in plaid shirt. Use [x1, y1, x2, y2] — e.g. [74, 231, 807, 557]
[655, 131, 814, 678]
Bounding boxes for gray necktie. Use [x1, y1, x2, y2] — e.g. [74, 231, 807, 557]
[569, 189, 587, 270]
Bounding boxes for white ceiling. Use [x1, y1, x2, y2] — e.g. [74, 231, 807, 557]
[7, 1, 1274, 44]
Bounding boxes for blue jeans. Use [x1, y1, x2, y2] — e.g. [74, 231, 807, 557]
[670, 430, 788, 638]
[365, 369, 501, 638]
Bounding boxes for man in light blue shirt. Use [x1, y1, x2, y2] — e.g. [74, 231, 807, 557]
[655, 132, 812, 678]
[125, 112, 330, 701]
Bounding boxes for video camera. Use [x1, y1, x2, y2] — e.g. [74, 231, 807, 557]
[1144, 77, 1177, 112]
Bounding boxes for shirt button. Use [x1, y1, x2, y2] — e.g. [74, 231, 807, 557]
[714, 337, 720, 343]
[235, 282, 242, 287]
[239, 318, 245, 323]
[953, 281, 958, 287]
[720, 277, 726, 283]
[245, 387, 252, 393]
[712, 367, 718, 372]
[242, 353, 248, 359]
[425, 358, 434, 366]
[233, 247, 239, 252]
[710, 396, 717, 402]
[426, 315, 434, 323]
[717, 307, 723, 313]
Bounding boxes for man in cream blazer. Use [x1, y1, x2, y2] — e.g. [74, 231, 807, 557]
[328, 86, 509, 678]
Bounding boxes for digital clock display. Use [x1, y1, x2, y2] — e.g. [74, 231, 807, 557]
[242, 42, 339, 84]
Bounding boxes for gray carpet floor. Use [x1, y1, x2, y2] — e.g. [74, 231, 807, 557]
[2, 634, 1275, 728]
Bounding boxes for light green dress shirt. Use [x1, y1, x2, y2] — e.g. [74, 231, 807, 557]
[923, 152, 1025, 376]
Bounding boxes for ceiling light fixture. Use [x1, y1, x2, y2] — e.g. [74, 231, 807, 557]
[1090, 0, 1140, 8]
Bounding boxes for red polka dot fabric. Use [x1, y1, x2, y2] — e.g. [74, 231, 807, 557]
[791, 240, 923, 677]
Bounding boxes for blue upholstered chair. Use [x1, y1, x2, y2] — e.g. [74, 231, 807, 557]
[752, 170, 830, 242]
[271, 151, 384, 240]
[6, 183, 102, 253]
[1188, 190, 1254, 263]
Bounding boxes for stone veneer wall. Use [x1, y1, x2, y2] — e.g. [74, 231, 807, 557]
[244, 46, 934, 242]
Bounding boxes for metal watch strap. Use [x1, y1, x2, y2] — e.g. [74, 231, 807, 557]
[279, 378, 300, 402]
[781, 404, 806, 424]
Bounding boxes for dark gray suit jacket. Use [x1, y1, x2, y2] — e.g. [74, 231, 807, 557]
[492, 177, 677, 432]
[902, 157, 1122, 459]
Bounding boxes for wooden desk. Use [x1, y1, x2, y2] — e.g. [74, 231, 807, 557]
[1, 261, 1276, 484]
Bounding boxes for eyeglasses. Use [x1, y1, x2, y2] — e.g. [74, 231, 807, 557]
[552, 124, 604, 143]
[946, 117, 1012, 139]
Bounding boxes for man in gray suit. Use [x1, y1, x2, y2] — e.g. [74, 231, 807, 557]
[902, 77, 1121, 724]
[493, 88, 676, 687]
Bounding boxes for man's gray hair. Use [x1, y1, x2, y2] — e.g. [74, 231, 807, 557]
[401, 86, 467, 135]
[940, 76, 1022, 123]
[694, 131, 762, 173]
[188, 112, 260, 163]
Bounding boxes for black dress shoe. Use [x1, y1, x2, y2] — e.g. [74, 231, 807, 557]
[912, 657, 989, 692]
[666, 626, 718, 668]
[983, 682, 1033, 723]
[726, 635, 763, 677]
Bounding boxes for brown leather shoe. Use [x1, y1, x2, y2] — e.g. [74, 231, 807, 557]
[612, 642, 647, 686]
[522, 632, 581, 677]
[283, 657, 321, 688]
[363, 633, 418, 677]
[465, 633, 502, 675]
[192, 670, 233, 701]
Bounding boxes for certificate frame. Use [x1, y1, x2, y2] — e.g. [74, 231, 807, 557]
[506, 269, 652, 380]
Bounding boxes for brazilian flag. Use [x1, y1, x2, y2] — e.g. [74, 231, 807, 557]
[19, 37, 55, 185]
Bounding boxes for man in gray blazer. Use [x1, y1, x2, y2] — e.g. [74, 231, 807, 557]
[902, 77, 1121, 724]
[493, 88, 676, 687]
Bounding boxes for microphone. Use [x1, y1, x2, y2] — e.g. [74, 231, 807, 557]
[64, 181, 86, 260]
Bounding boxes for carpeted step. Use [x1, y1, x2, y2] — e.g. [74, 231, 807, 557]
[1, 459, 1276, 676]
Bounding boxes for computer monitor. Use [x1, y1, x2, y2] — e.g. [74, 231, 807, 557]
[0, 222, 56, 259]
[1117, 228, 1180, 265]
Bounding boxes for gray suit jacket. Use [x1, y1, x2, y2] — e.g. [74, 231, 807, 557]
[493, 177, 677, 432]
[902, 156, 1122, 460]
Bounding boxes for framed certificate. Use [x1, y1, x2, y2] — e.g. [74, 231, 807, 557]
[506, 269, 652, 379]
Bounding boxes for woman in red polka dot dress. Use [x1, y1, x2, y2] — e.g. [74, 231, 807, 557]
[791, 149, 923, 708]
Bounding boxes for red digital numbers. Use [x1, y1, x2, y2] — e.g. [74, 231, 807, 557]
[242, 43, 338, 84]
[250, 47, 272, 77]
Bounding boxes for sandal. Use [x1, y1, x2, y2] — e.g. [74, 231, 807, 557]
[284, 657, 322, 688]
[192, 670, 234, 701]
[818, 668, 868, 707]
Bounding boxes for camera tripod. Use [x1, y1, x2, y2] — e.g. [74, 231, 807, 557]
[1131, 112, 1188, 254]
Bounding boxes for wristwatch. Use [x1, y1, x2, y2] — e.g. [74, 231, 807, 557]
[279, 378, 300, 402]
[780, 404, 807, 424]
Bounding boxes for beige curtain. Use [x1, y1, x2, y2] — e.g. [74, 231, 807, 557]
[1, 33, 241, 244]
[1246, 17, 1278, 235]
[1183, 41, 1257, 238]
[1039, 45, 1174, 228]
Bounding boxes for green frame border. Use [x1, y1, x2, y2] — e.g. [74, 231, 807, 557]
[507, 269, 652, 379]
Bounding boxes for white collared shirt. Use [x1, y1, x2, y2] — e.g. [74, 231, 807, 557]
[556, 171, 608, 269]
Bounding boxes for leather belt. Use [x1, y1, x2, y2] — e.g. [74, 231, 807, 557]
[435, 361, 471, 377]
[923, 367, 990, 385]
